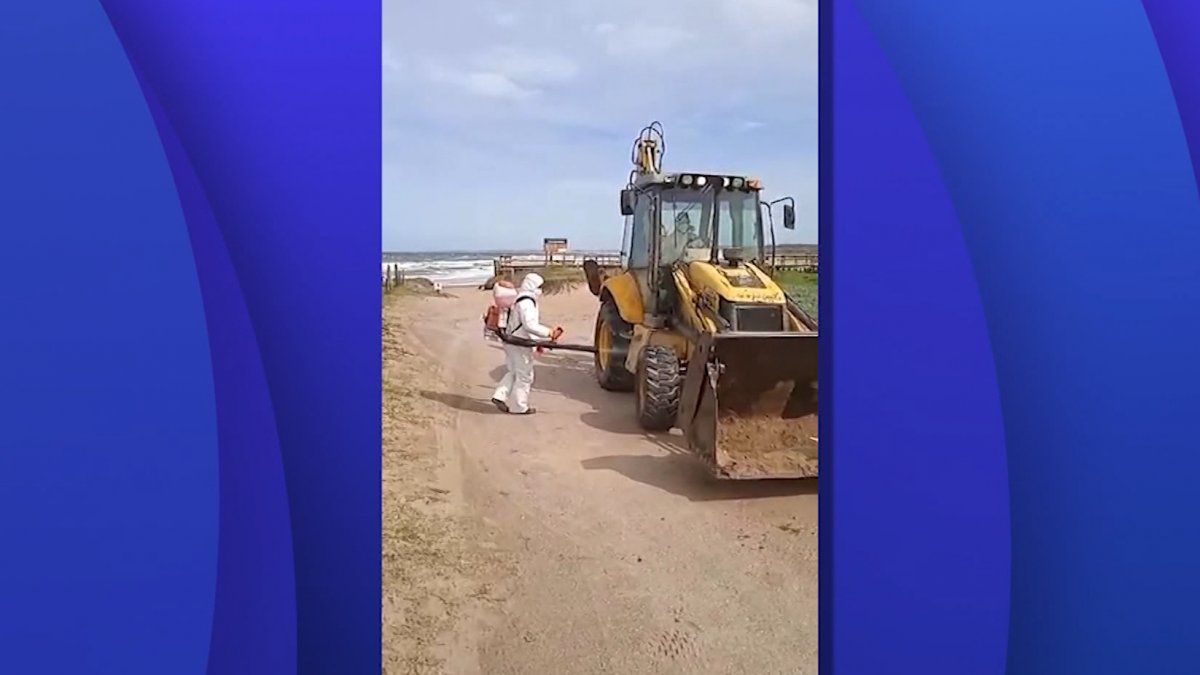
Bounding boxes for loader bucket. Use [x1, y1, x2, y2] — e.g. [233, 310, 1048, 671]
[679, 332, 818, 479]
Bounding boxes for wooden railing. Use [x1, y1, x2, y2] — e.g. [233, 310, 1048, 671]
[494, 253, 623, 276]
[495, 252, 817, 275]
[771, 253, 818, 272]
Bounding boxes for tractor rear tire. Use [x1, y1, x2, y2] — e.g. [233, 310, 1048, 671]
[594, 300, 635, 391]
[636, 344, 682, 431]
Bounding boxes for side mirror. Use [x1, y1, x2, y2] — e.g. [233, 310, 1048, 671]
[620, 189, 635, 216]
[783, 203, 796, 230]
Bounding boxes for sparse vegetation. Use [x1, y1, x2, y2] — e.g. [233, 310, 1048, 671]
[531, 267, 586, 295]
[393, 277, 438, 295]
[486, 267, 586, 295]
[381, 294, 467, 673]
[382, 277, 447, 303]
[774, 270, 818, 320]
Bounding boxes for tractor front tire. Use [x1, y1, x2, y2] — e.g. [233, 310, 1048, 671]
[636, 344, 682, 431]
[594, 300, 635, 391]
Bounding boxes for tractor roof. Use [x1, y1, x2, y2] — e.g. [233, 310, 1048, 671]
[633, 172, 762, 190]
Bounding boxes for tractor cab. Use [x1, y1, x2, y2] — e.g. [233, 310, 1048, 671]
[618, 172, 796, 321]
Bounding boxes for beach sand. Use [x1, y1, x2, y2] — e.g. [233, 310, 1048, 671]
[383, 286, 817, 674]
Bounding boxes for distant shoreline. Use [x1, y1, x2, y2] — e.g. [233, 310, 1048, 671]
[380, 245, 817, 288]
[381, 243, 816, 257]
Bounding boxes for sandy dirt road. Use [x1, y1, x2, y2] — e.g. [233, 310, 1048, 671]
[388, 286, 817, 674]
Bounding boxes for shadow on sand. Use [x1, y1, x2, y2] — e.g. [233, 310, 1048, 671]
[581, 433, 817, 502]
[419, 390, 501, 415]
[488, 351, 641, 433]
[478, 349, 818, 501]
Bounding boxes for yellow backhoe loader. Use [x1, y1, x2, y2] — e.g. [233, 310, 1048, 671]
[583, 122, 818, 479]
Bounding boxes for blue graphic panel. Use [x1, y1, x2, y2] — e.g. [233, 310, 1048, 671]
[827, 1, 1200, 673]
[825, 2, 1010, 672]
[7, 0, 1200, 672]
[0, 2, 217, 672]
[0, 1, 377, 672]
[97, 1, 381, 672]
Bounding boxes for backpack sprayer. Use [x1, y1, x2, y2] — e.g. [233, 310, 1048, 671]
[483, 284, 597, 353]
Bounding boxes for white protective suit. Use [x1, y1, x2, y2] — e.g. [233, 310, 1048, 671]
[491, 273, 552, 413]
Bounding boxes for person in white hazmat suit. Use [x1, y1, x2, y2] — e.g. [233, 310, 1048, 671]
[491, 273, 562, 414]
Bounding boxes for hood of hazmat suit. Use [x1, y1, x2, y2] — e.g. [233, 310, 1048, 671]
[507, 273, 551, 341]
[519, 272, 544, 296]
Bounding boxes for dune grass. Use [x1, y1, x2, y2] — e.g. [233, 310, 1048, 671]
[773, 270, 818, 320]
[489, 267, 586, 295]
[488, 265, 817, 319]
[382, 277, 441, 299]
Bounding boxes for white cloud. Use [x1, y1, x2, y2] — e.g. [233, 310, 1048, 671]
[382, 45, 403, 73]
[416, 47, 578, 103]
[600, 22, 694, 59]
[478, 47, 579, 86]
[464, 71, 533, 99]
[723, 0, 814, 31]
[382, 0, 819, 250]
[424, 63, 535, 100]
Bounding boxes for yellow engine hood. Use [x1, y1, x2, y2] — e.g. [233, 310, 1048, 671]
[685, 261, 785, 304]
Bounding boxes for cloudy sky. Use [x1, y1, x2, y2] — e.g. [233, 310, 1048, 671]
[383, 0, 817, 252]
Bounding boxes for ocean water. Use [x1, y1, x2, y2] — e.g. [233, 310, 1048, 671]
[380, 252, 502, 287]
[381, 250, 617, 287]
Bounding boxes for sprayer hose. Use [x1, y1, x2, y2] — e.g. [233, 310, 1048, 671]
[497, 331, 597, 353]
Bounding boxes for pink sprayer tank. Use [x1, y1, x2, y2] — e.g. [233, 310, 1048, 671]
[493, 282, 517, 309]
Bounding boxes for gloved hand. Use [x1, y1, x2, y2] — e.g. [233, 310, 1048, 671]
[551, 326, 565, 341]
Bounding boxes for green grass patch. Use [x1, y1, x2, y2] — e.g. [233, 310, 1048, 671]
[773, 270, 818, 320]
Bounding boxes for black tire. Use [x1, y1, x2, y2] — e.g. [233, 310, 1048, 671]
[636, 344, 682, 431]
[594, 300, 635, 391]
